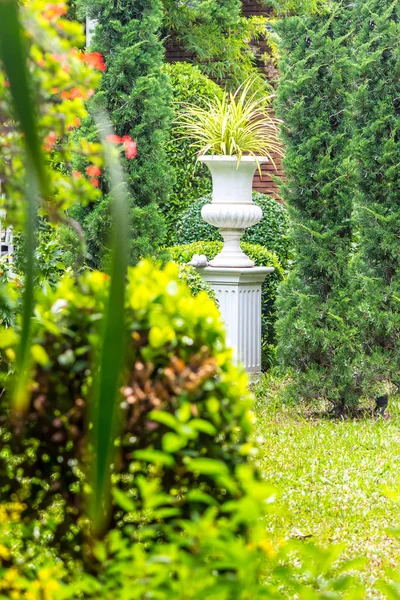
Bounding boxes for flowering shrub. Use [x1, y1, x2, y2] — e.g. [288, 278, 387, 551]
[0, 0, 106, 229]
[0, 261, 260, 558]
[167, 242, 284, 369]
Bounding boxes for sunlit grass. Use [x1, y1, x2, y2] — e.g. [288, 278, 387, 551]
[255, 374, 400, 598]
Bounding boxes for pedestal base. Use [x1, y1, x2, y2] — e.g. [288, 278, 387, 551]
[199, 266, 273, 376]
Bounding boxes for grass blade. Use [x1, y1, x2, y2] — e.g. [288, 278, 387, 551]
[0, 0, 48, 414]
[0, 0, 48, 194]
[90, 113, 129, 536]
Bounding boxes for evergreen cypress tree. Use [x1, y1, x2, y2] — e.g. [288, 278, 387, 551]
[75, 0, 172, 266]
[351, 0, 400, 391]
[274, 4, 361, 409]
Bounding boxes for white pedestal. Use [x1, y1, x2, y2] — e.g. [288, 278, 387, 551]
[199, 266, 273, 376]
[86, 17, 98, 48]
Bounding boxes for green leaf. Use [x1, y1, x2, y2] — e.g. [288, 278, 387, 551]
[148, 410, 180, 431]
[189, 418, 217, 436]
[162, 432, 188, 453]
[187, 458, 229, 476]
[89, 113, 129, 536]
[133, 449, 175, 468]
[112, 488, 136, 513]
[186, 490, 217, 505]
[0, 0, 45, 414]
[0, 0, 47, 193]
[31, 344, 50, 367]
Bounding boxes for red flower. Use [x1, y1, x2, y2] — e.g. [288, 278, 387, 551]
[51, 53, 68, 63]
[90, 178, 100, 188]
[42, 3, 67, 20]
[86, 165, 102, 177]
[80, 52, 106, 72]
[72, 170, 82, 179]
[106, 134, 122, 144]
[122, 136, 137, 160]
[67, 117, 82, 131]
[60, 88, 83, 100]
[44, 132, 58, 151]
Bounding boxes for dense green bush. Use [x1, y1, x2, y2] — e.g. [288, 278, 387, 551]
[0, 496, 365, 600]
[0, 261, 259, 561]
[274, 5, 360, 409]
[162, 63, 224, 233]
[350, 0, 400, 392]
[0, 259, 20, 330]
[167, 242, 284, 369]
[177, 264, 217, 304]
[174, 193, 291, 266]
[162, 1, 268, 87]
[78, 197, 167, 270]
[73, 0, 171, 266]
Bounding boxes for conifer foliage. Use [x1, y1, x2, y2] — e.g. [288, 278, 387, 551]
[274, 5, 360, 408]
[351, 0, 400, 390]
[76, 0, 172, 265]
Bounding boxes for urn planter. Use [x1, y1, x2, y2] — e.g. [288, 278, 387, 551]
[196, 155, 273, 376]
[198, 155, 267, 268]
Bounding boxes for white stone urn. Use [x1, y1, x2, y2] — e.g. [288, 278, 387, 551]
[198, 155, 268, 268]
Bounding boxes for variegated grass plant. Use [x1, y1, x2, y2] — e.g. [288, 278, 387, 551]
[177, 79, 283, 173]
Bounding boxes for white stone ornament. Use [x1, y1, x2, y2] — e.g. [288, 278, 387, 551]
[198, 155, 267, 268]
[188, 254, 209, 268]
[197, 155, 274, 377]
[200, 266, 274, 375]
[86, 16, 98, 48]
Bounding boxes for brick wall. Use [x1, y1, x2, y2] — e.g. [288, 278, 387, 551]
[165, 0, 284, 200]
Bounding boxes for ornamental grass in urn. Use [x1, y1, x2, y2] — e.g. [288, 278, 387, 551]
[177, 80, 283, 268]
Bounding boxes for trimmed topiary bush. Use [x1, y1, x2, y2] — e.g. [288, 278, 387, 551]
[177, 264, 218, 304]
[350, 0, 400, 392]
[274, 6, 359, 409]
[162, 63, 224, 233]
[173, 193, 291, 267]
[73, 0, 171, 266]
[0, 261, 259, 560]
[80, 197, 167, 270]
[167, 242, 284, 370]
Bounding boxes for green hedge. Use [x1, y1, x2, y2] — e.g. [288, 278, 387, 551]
[177, 264, 218, 304]
[167, 242, 284, 370]
[350, 0, 400, 391]
[274, 7, 358, 409]
[162, 63, 224, 233]
[173, 193, 291, 267]
[0, 261, 259, 560]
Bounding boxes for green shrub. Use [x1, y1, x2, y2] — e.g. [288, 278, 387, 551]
[350, 0, 400, 392]
[73, 0, 171, 265]
[162, 1, 267, 87]
[13, 229, 69, 288]
[173, 193, 291, 267]
[167, 242, 284, 370]
[80, 197, 167, 270]
[177, 264, 218, 304]
[274, 7, 359, 409]
[0, 497, 365, 600]
[162, 63, 224, 233]
[0, 259, 21, 329]
[0, 260, 258, 560]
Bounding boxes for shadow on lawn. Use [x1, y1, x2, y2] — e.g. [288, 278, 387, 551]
[252, 370, 398, 422]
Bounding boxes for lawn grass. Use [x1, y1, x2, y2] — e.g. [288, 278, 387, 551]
[254, 374, 400, 598]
